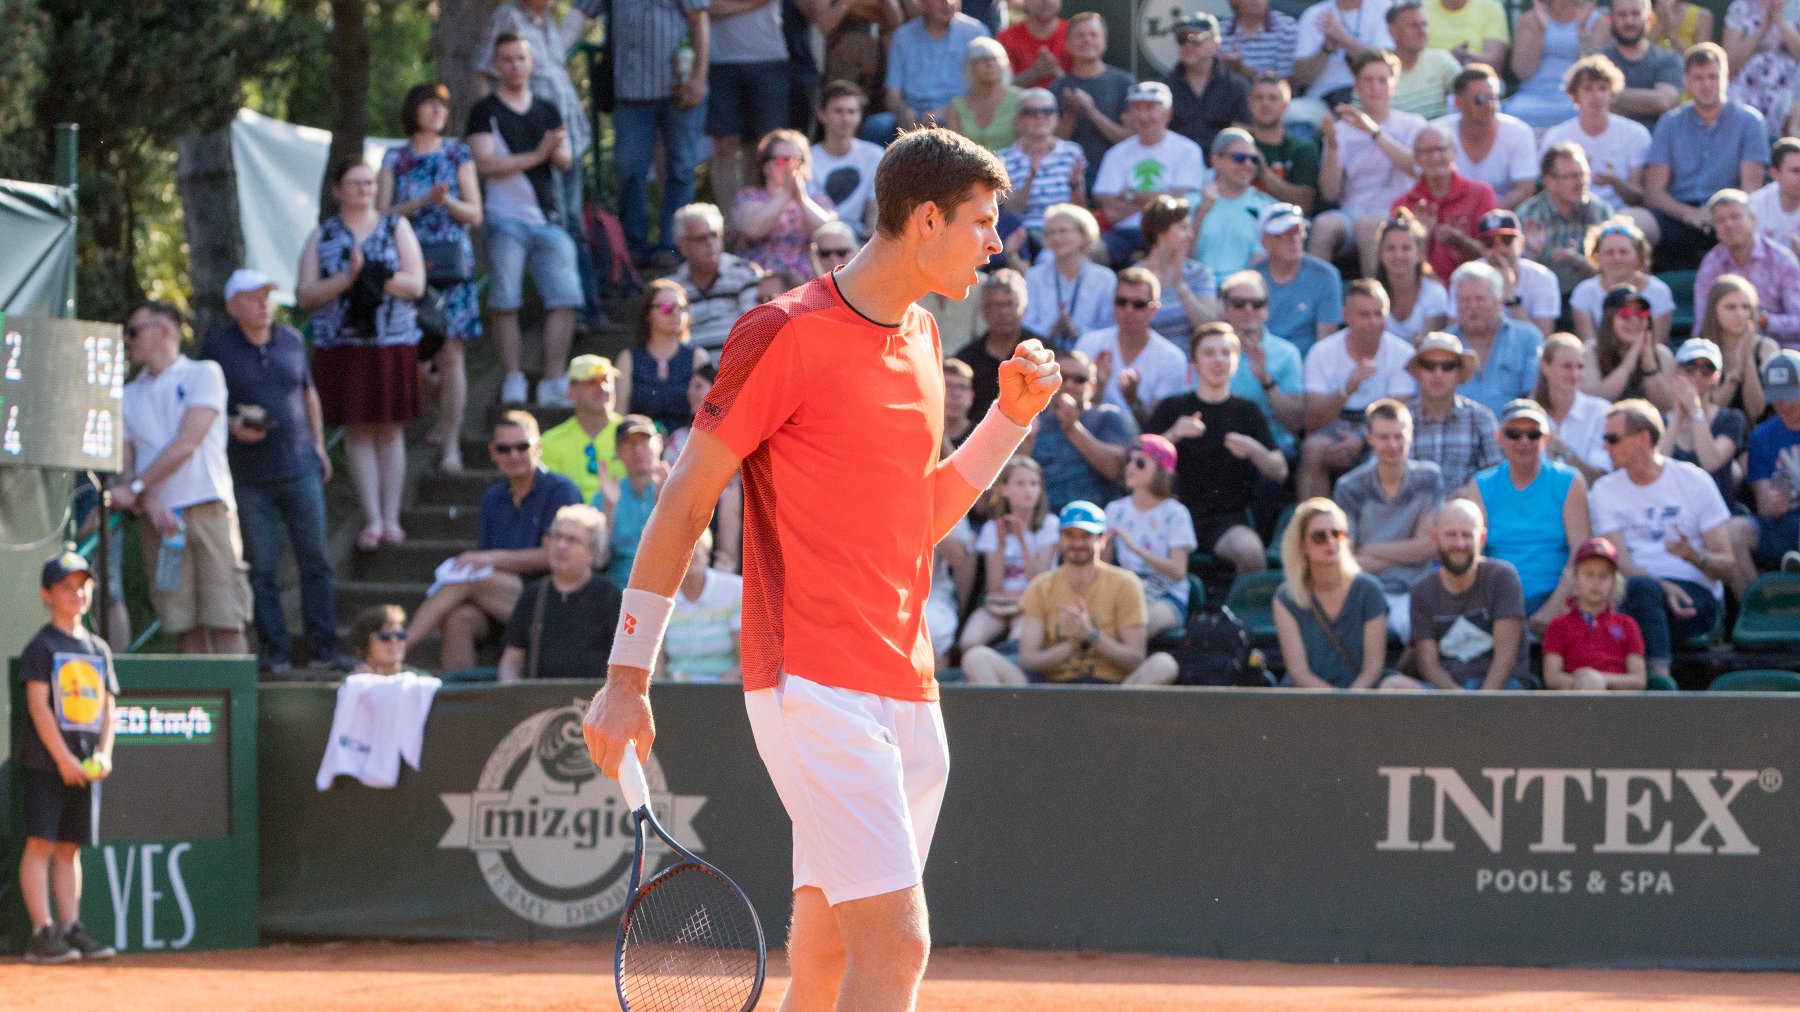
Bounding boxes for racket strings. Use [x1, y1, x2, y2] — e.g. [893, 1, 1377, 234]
[620, 864, 761, 1012]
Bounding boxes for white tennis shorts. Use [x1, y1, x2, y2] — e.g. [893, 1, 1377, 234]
[744, 672, 949, 906]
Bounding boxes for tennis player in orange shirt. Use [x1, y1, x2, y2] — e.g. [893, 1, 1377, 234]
[584, 127, 1061, 1010]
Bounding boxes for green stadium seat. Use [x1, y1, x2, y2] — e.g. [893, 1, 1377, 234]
[1645, 672, 1679, 691]
[1732, 573, 1800, 650]
[1707, 669, 1800, 692]
[1225, 570, 1285, 648]
[440, 666, 498, 683]
[1266, 503, 1296, 566]
[939, 666, 966, 684]
[1147, 574, 1208, 653]
[1674, 597, 1724, 652]
[1657, 269, 1698, 341]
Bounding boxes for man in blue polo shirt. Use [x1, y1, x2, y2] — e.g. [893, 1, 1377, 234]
[1255, 203, 1343, 357]
[1642, 42, 1769, 270]
[871, 0, 991, 142]
[200, 269, 343, 673]
[405, 410, 582, 670]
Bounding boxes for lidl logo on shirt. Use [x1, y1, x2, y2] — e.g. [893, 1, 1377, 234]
[1130, 158, 1167, 192]
[53, 652, 107, 732]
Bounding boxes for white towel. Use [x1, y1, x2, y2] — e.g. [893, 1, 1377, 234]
[315, 671, 442, 790]
[427, 557, 494, 597]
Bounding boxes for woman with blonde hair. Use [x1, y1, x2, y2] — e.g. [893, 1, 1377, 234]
[1270, 497, 1388, 689]
[1023, 202, 1115, 347]
[1374, 209, 1448, 343]
[1533, 332, 1611, 482]
[946, 36, 1022, 152]
[1696, 273, 1782, 421]
[1569, 218, 1673, 344]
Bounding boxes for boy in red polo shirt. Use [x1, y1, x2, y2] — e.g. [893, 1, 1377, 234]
[1543, 537, 1647, 690]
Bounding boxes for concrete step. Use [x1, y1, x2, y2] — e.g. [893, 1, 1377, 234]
[484, 402, 574, 431]
[336, 579, 428, 623]
[351, 538, 469, 584]
[417, 468, 500, 505]
[400, 504, 481, 542]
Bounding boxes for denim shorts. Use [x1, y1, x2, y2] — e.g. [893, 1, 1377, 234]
[486, 216, 584, 311]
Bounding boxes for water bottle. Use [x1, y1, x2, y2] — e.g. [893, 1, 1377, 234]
[154, 511, 186, 593]
[675, 38, 695, 84]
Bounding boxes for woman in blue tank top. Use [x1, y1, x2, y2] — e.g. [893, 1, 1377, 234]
[1472, 399, 1590, 622]
[619, 278, 713, 437]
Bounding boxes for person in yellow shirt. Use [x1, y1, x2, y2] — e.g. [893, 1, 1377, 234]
[537, 354, 627, 502]
[1423, 0, 1510, 67]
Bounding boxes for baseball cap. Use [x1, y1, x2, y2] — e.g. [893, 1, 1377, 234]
[223, 268, 277, 301]
[1499, 398, 1549, 429]
[1764, 349, 1800, 403]
[1058, 500, 1107, 534]
[1126, 81, 1173, 107]
[1573, 536, 1619, 568]
[1259, 203, 1306, 235]
[1675, 337, 1723, 371]
[1173, 11, 1220, 37]
[1601, 285, 1651, 313]
[1477, 210, 1521, 237]
[567, 354, 618, 383]
[41, 549, 92, 589]
[1137, 434, 1178, 473]
[615, 414, 660, 444]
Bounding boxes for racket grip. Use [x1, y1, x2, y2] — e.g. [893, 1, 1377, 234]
[619, 743, 653, 812]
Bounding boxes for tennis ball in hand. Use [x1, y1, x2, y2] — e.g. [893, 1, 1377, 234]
[81, 757, 103, 778]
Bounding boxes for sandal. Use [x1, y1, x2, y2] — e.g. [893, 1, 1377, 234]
[380, 529, 407, 546]
[440, 449, 463, 473]
[356, 529, 382, 551]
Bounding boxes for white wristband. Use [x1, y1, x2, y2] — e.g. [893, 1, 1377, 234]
[610, 588, 676, 672]
[949, 403, 1032, 492]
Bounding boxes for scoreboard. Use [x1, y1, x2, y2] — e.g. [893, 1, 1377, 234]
[0, 313, 125, 472]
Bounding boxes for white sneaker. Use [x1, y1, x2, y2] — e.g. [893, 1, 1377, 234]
[536, 375, 571, 408]
[499, 372, 528, 404]
[1783, 550, 1800, 573]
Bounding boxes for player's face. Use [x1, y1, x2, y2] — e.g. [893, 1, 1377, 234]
[1367, 416, 1410, 464]
[919, 185, 1003, 298]
[41, 574, 92, 618]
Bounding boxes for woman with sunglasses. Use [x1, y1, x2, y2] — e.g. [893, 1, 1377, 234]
[999, 87, 1087, 252]
[1139, 195, 1219, 338]
[617, 278, 711, 438]
[1532, 332, 1612, 483]
[348, 604, 416, 677]
[730, 128, 837, 275]
[945, 37, 1023, 152]
[1582, 285, 1677, 410]
[1697, 273, 1782, 422]
[1271, 497, 1389, 689]
[1374, 209, 1449, 342]
[1661, 338, 1746, 507]
[1570, 217, 1673, 344]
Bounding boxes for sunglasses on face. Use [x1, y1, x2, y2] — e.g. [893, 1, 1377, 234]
[1019, 106, 1058, 117]
[492, 441, 535, 455]
[1226, 296, 1268, 310]
[1415, 359, 1461, 373]
[1177, 32, 1213, 44]
[373, 629, 407, 643]
[1502, 428, 1544, 442]
[815, 247, 852, 258]
[1471, 93, 1494, 106]
[1115, 297, 1152, 309]
[1615, 305, 1651, 320]
[1225, 151, 1263, 166]
[1602, 431, 1630, 445]
[1680, 360, 1718, 374]
[653, 301, 686, 314]
[768, 155, 799, 167]
[1308, 528, 1348, 546]
[1127, 453, 1151, 468]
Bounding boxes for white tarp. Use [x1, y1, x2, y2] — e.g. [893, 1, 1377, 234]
[230, 108, 399, 306]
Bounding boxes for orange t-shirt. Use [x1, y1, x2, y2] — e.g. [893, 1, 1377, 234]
[696, 272, 945, 702]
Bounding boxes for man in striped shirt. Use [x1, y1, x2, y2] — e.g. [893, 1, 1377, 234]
[1219, 0, 1301, 79]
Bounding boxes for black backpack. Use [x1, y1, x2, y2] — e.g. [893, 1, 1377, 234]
[1170, 605, 1265, 687]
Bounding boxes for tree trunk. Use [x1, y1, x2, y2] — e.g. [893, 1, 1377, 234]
[433, 0, 500, 144]
[177, 128, 243, 339]
[322, 0, 372, 217]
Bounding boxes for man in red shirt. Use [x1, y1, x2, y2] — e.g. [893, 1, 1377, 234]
[1391, 125, 1497, 282]
[584, 128, 1060, 1009]
[998, 0, 1072, 89]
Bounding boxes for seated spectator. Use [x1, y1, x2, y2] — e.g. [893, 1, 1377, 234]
[1150, 323, 1288, 575]
[927, 517, 978, 669]
[1582, 285, 1678, 411]
[941, 358, 978, 453]
[1193, 129, 1277, 281]
[406, 411, 582, 670]
[1695, 189, 1800, 350]
[1375, 209, 1450, 342]
[1663, 338, 1747, 510]
[876, 0, 991, 142]
[1534, 333, 1613, 483]
[1333, 398, 1445, 638]
[1291, 0, 1395, 125]
[1138, 196, 1222, 338]
[1389, 0, 1462, 119]
[1643, 43, 1770, 269]
[661, 361, 743, 574]
[961, 501, 1179, 685]
[1432, 65, 1539, 210]
[672, 203, 765, 351]
[947, 36, 1023, 152]
[1542, 536, 1647, 690]
[1570, 217, 1673, 344]
[1297, 279, 1419, 499]
[808, 221, 862, 276]
[1023, 203, 1116, 346]
[1504, 0, 1608, 129]
[1313, 50, 1428, 280]
[1470, 398, 1591, 631]
[1221, 271, 1307, 459]
[617, 280, 712, 438]
[1699, 274, 1784, 422]
[1272, 497, 1390, 689]
[1602, 0, 1684, 132]
[498, 504, 621, 682]
[1243, 74, 1320, 214]
[1404, 332, 1500, 491]
[960, 457, 1059, 652]
[997, 0, 1071, 90]
[1447, 260, 1547, 416]
[1077, 267, 1193, 427]
[1539, 55, 1650, 223]
[1518, 144, 1612, 300]
[1050, 13, 1135, 188]
[1027, 349, 1137, 509]
[1258, 203, 1345, 357]
[1381, 499, 1531, 690]
[809, 81, 885, 239]
[1219, 0, 1301, 80]
[1000, 89, 1088, 248]
[731, 129, 837, 276]
[1591, 398, 1736, 680]
[598, 415, 664, 586]
[1743, 351, 1800, 574]
[539, 354, 627, 507]
[757, 268, 810, 304]
[955, 269, 1042, 419]
[1390, 126, 1497, 282]
[1104, 434, 1198, 636]
[1464, 209, 1560, 337]
[347, 603, 423, 677]
[1720, 0, 1800, 137]
[1163, 13, 1251, 156]
[1092, 81, 1206, 266]
[660, 528, 745, 682]
[1751, 137, 1800, 254]
[1424, 0, 1510, 68]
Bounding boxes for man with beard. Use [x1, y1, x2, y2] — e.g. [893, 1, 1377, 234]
[1380, 497, 1532, 690]
[1601, 0, 1683, 132]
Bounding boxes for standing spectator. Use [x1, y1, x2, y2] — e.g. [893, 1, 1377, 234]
[115, 303, 251, 655]
[708, 0, 792, 211]
[1662, 337, 1747, 508]
[1590, 398, 1737, 680]
[618, 279, 713, 436]
[541, 354, 626, 503]
[498, 504, 622, 682]
[1334, 398, 1445, 637]
[200, 271, 341, 673]
[955, 269, 1043, 419]
[1602, 0, 1684, 132]
[1751, 137, 1800, 252]
[1643, 42, 1770, 270]
[1581, 285, 1678, 410]
[672, 203, 766, 350]
[1163, 13, 1252, 156]
[1467, 209, 1561, 337]
[996, 0, 1071, 90]
[1534, 332, 1614, 483]
[1022, 203, 1115, 346]
[1104, 435, 1199, 636]
[295, 161, 426, 548]
[1695, 189, 1800, 350]
[1220, 271, 1307, 459]
[1313, 50, 1428, 280]
[1139, 195, 1222, 338]
[1470, 398, 1591, 631]
[1390, 126, 1498, 282]
[1050, 13, 1136, 186]
[946, 36, 1022, 151]
[1076, 267, 1191, 426]
[1375, 209, 1450, 342]
[469, 32, 580, 407]
[598, 415, 666, 586]
[732, 129, 837, 275]
[1432, 65, 1540, 209]
[1447, 260, 1547, 416]
[1258, 203, 1345, 357]
[1244, 74, 1320, 214]
[817, 0, 904, 104]
[959, 457, 1059, 652]
[1570, 217, 1674, 344]
[810, 81, 885, 240]
[608, 0, 709, 267]
[1297, 280, 1419, 499]
[1542, 536, 1647, 690]
[1220, 0, 1301, 80]
[1000, 88, 1088, 246]
[662, 528, 746, 681]
[1423, 0, 1510, 68]
[1092, 81, 1206, 266]
[1194, 129, 1277, 281]
[1272, 497, 1390, 689]
[784, 0, 821, 130]
[1403, 332, 1501, 492]
[1292, 0, 1396, 124]
[406, 412, 582, 670]
[1745, 350, 1800, 572]
[1700, 274, 1784, 422]
[1516, 144, 1612, 297]
[1028, 349, 1137, 510]
[380, 82, 484, 473]
[1504, 0, 1608, 129]
[1382, 499, 1531, 690]
[1149, 323, 1289, 576]
[1720, 0, 1800, 136]
[1539, 55, 1651, 216]
[1389, 0, 1462, 119]
[875, 0, 991, 142]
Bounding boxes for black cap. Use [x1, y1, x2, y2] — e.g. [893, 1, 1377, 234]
[1602, 285, 1650, 313]
[41, 549, 92, 590]
[615, 414, 660, 443]
[1477, 209, 1521, 236]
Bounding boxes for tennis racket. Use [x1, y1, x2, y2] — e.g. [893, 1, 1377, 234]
[615, 745, 766, 1012]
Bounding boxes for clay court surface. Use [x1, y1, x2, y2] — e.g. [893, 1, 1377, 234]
[6, 942, 1800, 1010]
